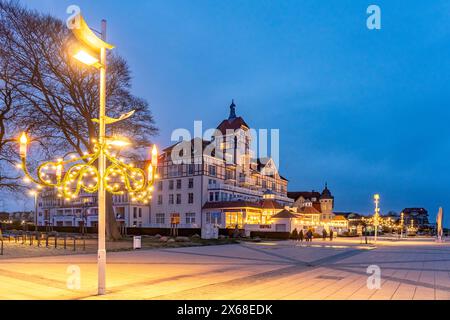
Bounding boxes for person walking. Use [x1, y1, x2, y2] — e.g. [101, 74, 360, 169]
[298, 229, 304, 243]
[307, 229, 313, 243]
[330, 229, 334, 241]
[322, 229, 327, 241]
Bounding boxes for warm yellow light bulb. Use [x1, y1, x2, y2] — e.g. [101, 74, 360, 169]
[151, 145, 158, 167]
[19, 132, 28, 157]
[73, 50, 100, 66]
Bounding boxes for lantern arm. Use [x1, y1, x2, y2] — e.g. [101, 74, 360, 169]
[72, 13, 115, 52]
[21, 156, 43, 186]
[92, 110, 136, 125]
[21, 148, 100, 190]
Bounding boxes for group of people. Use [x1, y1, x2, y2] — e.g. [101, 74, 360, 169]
[294, 228, 334, 243]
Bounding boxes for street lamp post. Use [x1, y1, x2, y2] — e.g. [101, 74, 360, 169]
[400, 212, 404, 239]
[18, 14, 158, 296]
[29, 190, 38, 231]
[373, 194, 380, 243]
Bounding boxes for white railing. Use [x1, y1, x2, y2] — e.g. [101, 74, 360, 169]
[244, 224, 273, 231]
[146, 223, 199, 229]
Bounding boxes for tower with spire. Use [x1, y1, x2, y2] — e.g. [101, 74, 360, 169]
[320, 182, 335, 221]
[229, 99, 237, 120]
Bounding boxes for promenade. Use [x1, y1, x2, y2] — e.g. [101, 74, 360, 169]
[0, 238, 448, 300]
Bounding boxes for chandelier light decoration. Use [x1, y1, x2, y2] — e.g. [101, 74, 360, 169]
[17, 11, 159, 296]
[19, 132, 158, 204]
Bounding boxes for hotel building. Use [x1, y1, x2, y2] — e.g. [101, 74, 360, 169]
[150, 101, 293, 229]
[36, 101, 349, 235]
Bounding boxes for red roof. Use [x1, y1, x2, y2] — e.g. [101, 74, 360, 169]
[260, 199, 284, 210]
[216, 117, 250, 134]
[272, 210, 301, 219]
[297, 206, 321, 215]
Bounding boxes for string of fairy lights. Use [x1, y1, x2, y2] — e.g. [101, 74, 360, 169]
[19, 132, 158, 204]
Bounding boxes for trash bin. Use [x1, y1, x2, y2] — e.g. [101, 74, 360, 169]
[133, 236, 141, 250]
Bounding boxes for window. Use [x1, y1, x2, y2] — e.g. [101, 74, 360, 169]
[169, 180, 174, 190]
[176, 194, 182, 204]
[133, 207, 137, 219]
[138, 208, 142, 218]
[206, 212, 222, 224]
[209, 165, 216, 176]
[226, 170, 234, 180]
[156, 213, 165, 224]
[188, 193, 194, 204]
[157, 195, 163, 205]
[168, 165, 178, 177]
[185, 212, 196, 224]
[215, 192, 219, 201]
[158, 181, 163, 191]
[188, 164, 195, 175]
[209, 192, 214, 202]
[178, 165, 183, 176]
[169, 194, 174, 204]
[176, 179, 182, 189]
[188, 178, 194, 189]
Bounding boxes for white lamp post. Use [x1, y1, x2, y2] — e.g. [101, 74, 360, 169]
[20, 14, 158, 296]
[373, 194, 380, 243]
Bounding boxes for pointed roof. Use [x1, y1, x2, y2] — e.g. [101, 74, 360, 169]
[320, 183, 334, 200]
[297, 206, 321, 215]
[217, 100, 250, 134]
[260, 198, 284, 210]
[229, 99, 237, 120]
[271, 209, 300, 219]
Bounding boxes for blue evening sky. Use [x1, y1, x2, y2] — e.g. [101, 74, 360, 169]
[17, 0, 450, 225]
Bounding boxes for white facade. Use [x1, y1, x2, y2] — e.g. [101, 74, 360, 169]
[150, 102, 293, 229]
[37, 189, 150, 228]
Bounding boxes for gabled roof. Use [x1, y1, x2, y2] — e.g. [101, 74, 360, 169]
[216, 117, 250, 135]
[272, 209, 300, 219]
[297, 206, 321, 215]
[288, 191, 321, 201]
[260, 198, 284, 210]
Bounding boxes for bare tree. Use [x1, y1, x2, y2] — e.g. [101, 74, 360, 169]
[0, 67, 23, 192]
[0, 1, 158, 239]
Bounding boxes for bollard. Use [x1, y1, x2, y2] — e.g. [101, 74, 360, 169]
[64, 236, 67, 250]
[0, 240, 2, 256]
[54, 235, 57, 249]
[83, 237, 86, 251]
[37, 232, 40, 247]
[29, 232, 33, 246]
[46, 234, 49, 247]
[73, 237, 76, 251]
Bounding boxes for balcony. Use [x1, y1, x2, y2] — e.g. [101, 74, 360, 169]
[238, 175, 254, 187]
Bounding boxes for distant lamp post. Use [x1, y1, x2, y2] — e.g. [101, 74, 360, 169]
[373, 194, 380, 243]
[29, 188, 41, 231]
[18, 13, 158, 296]
[400, 212, 404, 239]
